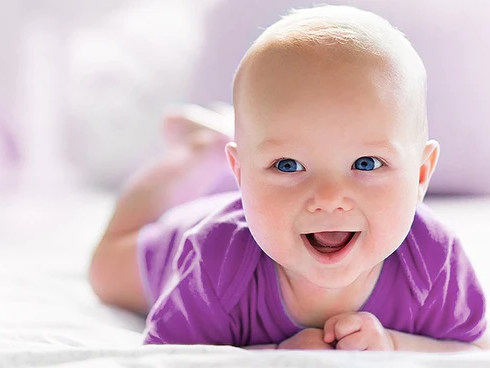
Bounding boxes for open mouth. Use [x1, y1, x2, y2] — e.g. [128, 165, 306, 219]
[305, 231, 356, 254]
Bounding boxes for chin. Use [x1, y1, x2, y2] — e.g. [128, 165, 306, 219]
[307, 269, 362, 290]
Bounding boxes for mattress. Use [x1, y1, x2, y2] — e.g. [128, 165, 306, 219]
[0, 189, 489, 367]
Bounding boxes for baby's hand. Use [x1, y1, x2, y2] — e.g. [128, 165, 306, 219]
[323, 312, 395, 351]
[278, 328, 335, 350]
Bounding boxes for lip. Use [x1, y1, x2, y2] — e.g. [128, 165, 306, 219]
[301, 231, 361, 265]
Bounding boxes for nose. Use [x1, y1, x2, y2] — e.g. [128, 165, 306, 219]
[305, 177, 354, 214]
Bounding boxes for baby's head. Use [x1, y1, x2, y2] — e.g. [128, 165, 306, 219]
[226, 5, 440, 289]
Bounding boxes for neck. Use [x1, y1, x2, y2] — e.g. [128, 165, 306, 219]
[276, 263, 382, 328]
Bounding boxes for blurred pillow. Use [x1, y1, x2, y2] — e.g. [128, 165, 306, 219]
[191, 0, 490, 195]
[64, 0, 211, 189]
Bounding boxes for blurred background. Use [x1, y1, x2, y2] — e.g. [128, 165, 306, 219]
[1, 0, 490, 195]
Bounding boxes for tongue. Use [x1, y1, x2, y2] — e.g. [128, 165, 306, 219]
[313, 231, 352, 248]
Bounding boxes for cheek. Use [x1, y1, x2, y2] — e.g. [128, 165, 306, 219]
[362, 172, 419, 244]
[240, 172, 297, 244]
[241, 178, 282, 224]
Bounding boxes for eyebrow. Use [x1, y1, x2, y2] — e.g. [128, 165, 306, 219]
[256, 138, 403, 154]
[255, 139, 291, 152]
[359, 140, 404, 154]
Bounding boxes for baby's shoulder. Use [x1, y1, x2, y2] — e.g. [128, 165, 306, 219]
[183, 193, 263, 304]
[410, 203, 457, 254]
[400, 203, 459, 282]
[385, 203, 462, 304]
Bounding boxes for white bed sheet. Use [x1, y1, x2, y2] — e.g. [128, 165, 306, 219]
[0, 189, 489, 367]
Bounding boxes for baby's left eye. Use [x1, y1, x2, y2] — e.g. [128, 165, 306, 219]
[274, 158, 305, 173]
[352, 156, 382, 171]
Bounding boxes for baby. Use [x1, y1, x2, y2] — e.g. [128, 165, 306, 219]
[89, 5, 489, 351]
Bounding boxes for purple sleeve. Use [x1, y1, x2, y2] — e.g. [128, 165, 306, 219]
[137, 193, 241, 345]
[142, 240, 237, 345]
[137, 220, 179, 307]
[138, 194, 237, 307]
[139, 219, 239, 345]
[415, 237, 487, 342]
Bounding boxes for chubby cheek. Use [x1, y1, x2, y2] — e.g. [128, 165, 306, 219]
[364, 173, 419, 253]
[240, 173, 299, 254]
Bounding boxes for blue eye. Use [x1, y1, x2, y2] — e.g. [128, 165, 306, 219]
[353, 156, 382, 171]
[274, 159, 305, 172]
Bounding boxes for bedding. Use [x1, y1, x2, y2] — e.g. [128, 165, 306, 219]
[0, 188, 489, 367]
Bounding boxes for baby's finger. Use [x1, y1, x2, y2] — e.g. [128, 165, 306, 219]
[336, 331, 368, 351]
[334, 314, 363, 340]
[323, 314, 341, 344]
[324, 313, 363, 344]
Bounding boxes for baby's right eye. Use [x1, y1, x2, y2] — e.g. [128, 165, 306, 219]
[274, 159, 305, 173]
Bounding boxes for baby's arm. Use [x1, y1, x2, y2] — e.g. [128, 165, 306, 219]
[323, 312, 489, 351]
[246, 328, 335, 350]
[388, 329, 490, 351]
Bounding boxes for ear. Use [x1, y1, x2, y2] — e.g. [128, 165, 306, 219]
[417, 139, 440, 203]
[225, 142, 241, 187]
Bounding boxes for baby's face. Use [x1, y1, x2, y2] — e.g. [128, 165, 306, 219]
[228, 46, 433, 289]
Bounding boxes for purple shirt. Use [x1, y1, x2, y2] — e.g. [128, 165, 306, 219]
[138, 192, 487, 346]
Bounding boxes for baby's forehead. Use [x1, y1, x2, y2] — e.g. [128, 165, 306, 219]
[242, 36, 418, 91]
[235, 49, 426, 149]
[237, 41, 415, 122]
[243, 41, 392, 85]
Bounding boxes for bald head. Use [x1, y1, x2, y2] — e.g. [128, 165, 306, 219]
[233, 5, 428, 147]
